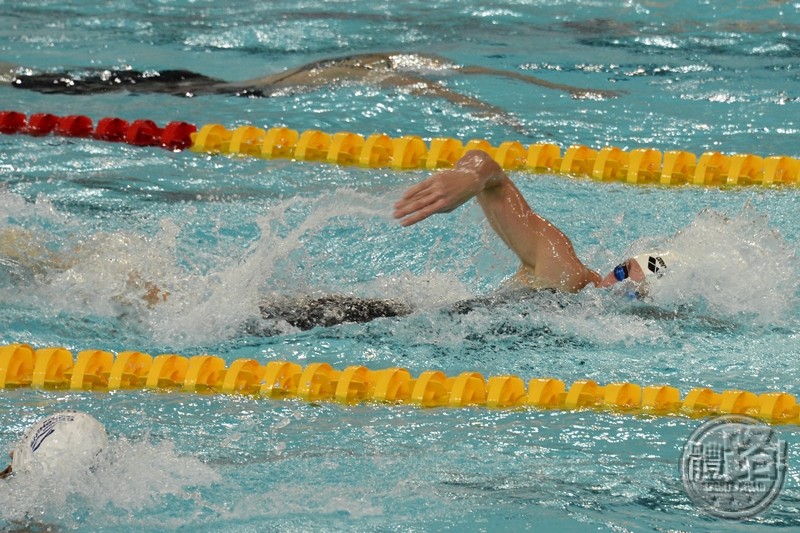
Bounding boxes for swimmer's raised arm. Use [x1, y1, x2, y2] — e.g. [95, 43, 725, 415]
[394, 150, 600, 292]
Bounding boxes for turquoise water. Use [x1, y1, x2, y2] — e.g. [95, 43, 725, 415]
[1, 0, 799, 531]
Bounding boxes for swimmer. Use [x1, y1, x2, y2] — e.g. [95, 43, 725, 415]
[255, 149, 672, 333]
[1, 411, 107, 479]
[4, 52, 620, 127]
[394, 149, 671, 295]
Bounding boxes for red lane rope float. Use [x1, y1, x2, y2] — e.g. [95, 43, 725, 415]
[0, 111, 26, 134]
[27, 113, 60, 136]
[0, 110, 196, 150]
[1, 110, 799, 187]
[1, 344, 798, 424]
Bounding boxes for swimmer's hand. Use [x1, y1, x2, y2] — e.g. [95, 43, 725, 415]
[393, 168, 482, 226]
[394, 150, 506, 226]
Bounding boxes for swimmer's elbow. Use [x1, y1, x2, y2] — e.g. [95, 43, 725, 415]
[455, 150, 506, 189]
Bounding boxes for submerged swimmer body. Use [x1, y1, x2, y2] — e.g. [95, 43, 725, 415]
[257, 295, 413, 333]
[4, 52, 620, 126]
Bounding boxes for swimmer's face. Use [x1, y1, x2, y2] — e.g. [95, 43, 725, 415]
[598, 258, 647, 288]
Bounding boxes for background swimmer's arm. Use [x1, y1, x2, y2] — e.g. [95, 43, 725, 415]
[456, 65, 623, 99]
[394, 150, 599, 291]
[126, 272, 169, 307]
[379, 73, 507, 113]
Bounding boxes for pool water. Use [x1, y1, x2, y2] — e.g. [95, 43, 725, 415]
[1, 0, 799, 531]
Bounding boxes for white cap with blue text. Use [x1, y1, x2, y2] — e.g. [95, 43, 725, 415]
[11, 411, 107, 476]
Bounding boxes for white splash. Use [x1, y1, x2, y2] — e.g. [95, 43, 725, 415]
[636, 206, 799, 324]
[0, 434, 219, 527]
[144, 189, 394, 344]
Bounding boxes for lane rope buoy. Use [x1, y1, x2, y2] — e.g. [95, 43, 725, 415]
[1, 344, 797, 424]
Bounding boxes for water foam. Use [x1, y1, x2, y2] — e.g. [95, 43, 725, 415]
[0, 434, 219, 529]
[642, 206, 799, 325]
[2, 187, 402, 346]
[147, 190, 404, 343]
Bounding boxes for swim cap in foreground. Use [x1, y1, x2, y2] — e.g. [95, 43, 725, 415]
[11, 411, 107, 476]
[631, 251, 674, 279]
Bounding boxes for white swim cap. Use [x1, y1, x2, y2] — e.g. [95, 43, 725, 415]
[11, 411, 107, 476]
[631, 251, 675, 279]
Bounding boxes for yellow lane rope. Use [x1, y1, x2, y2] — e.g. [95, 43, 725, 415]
[1, 344, 797, 424]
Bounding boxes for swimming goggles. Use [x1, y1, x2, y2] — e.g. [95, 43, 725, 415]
[613, 263, 629, 282]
